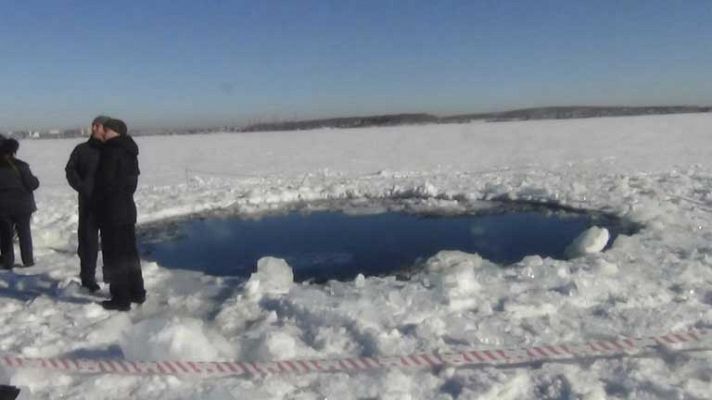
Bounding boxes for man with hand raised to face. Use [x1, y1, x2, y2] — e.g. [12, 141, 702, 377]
[94, 118, 145, 311]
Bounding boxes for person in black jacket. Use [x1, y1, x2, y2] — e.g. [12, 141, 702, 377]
[94, 118, 145, 311]
[65, 116, 109, 291]
[0, 134, 5, 268]
[0, 139, 40, 269]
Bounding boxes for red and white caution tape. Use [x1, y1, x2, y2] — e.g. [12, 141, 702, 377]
[1, 329, 709, 378]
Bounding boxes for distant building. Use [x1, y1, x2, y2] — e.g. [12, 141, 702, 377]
[9, 131, 31, 139]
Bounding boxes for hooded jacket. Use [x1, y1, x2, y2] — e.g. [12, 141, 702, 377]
[0, 156, 39, 216]
[94, 135, 140, 226]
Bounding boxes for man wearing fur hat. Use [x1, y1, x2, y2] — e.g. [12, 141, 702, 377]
[94, 118, 145, 311]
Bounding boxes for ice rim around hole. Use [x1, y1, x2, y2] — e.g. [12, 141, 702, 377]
[136, 196, 643, 283]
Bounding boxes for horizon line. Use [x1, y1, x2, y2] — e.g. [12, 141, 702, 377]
[2, 104, 711, 133]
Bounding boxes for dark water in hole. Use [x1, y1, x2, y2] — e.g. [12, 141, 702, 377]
[139, 208, 630, 282]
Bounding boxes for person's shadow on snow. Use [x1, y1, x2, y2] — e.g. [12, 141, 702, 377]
[0, 270, 100, 304]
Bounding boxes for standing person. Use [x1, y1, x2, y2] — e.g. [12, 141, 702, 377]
[0, 134, 6, 268]
[65, 116, 109, 291]
[94, 118, 145, 311]
[0, 139, 40, 269]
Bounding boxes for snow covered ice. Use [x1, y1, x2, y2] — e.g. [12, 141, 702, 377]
[1, 113, 711, 399]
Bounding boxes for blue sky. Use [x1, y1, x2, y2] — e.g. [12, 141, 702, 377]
[1, 0, 711, 129]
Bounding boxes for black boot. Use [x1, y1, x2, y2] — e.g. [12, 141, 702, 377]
[100, 298, 130, 312]
[0, 384, 21, 400]
[102, 284, 131, 311]
[81, 279, 101, 292]
[128, 264, 145, 304]
[130, 291, 146, 304]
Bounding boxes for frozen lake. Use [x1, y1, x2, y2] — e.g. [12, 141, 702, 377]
[5, 113, 712, 399]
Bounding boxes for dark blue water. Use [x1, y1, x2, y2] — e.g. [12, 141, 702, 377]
[139, 209, 628, 282]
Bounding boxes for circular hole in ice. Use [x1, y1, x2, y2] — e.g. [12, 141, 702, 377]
[137, 199, 639, 283]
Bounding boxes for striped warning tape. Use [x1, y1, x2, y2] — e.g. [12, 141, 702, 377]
[1, 329, 709, 378]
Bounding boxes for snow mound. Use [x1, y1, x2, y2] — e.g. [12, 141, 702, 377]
[245, 257, 294, 298]
[565, 226, 610, 258]
[255, 331, 298, 361]
[121, 317, 224, 361]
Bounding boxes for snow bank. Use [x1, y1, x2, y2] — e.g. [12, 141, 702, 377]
[254, 331, 297, 361]
[121, 318, 227, 361]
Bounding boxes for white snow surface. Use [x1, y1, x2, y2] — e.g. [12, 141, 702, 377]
[1, 113, 712, 399]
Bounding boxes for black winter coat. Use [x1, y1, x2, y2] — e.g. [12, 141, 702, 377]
[94, 136, 140, 227]
[65, 137, 102, 208]
[0, 157, 40, 216]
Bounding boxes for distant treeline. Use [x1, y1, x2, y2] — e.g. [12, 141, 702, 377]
[241, 113, 436, 132]
[6, 106, 711, 139]
[241, 106, 712, 133]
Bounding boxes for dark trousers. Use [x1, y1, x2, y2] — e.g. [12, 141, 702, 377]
[77, 206, 99, 282]
[101, 224, 145, 302]
[0, 214, 33, 268]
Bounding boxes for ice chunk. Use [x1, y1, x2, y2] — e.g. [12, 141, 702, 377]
[432, 263, 479, 297]
[426, 251, 481, 309]
[520, 255, 544, 267]
[121, 317, 223, 361]
[425, 250, 485, 273]
[565, 226, 610, 258]
[245, 257, 294, 298]
[354, 273, 366, 288]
